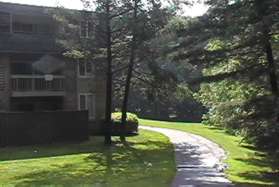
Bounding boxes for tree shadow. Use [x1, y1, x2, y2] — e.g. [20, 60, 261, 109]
[233, 156, 279, 187]
[0, 136, 104, 161]
[6, 136, 175, 186]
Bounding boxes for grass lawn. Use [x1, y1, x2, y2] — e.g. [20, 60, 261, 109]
[140, 119, 279, 187]
[0, 129, 176, 187]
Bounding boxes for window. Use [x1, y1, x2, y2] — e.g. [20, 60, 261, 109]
[13, 22, 36, 33]
[87, 95, 95, 119]
[86, 61, 92, 73]
[11, 63, 33, 74]
[79, 94, 95, 119]
[0, 12, 10, 33]
[79, 60, 94, 77]
[79, 60, 86, 76]
[80, 21, 93, 38]
[79, 95, 86, 110]
[10, 62, 46, 75]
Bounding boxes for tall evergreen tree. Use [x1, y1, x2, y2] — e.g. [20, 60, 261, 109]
[87, 0, 134, 145]
[169, 0, 279, 149]
[120, 0, 140, 142]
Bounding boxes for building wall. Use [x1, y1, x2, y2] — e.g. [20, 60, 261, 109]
[78, 77, 95, 93]
[0, 2, 107, 120]
[77, 65, 106, 121]
[0, 56, 10, 111]
[0, 2, 60, 54]
[0, 54, 107, 117]
[95, 75, 106, 121]
[63, 60, 78, 110]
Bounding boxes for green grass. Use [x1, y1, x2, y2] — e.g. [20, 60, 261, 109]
[140, 119, 279, 187]
[0, 130, 176, 187]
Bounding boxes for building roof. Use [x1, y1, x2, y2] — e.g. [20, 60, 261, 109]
[0, 1, 96, 54]
[0, 1, 56, 16]
[0, 1, 91, 15]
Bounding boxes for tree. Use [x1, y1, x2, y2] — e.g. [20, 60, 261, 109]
[169, 0, 279, 149]
[101, 0, 114, 145]
[120, 0, 139, 142]
[54, 0, 134, 145]
[116, 4, 205, 126]
[118, 0, 186, 140]
[92, 0, 135, 145]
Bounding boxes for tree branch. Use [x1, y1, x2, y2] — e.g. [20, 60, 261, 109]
[189, 64, 266, 84]
[133, 75, 155, 87]
[112, 64, 129, 74]
[109, 8, 133, 19]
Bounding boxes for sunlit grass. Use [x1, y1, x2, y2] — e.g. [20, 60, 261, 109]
[0, 129, 176, 187]
[140, 119, 279, 187]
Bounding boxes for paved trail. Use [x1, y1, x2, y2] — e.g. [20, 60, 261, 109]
[140, 126, 233, 187]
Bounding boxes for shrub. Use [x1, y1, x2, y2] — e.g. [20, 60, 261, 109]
[112, 112, 139, 125]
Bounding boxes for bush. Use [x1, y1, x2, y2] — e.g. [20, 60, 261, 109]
[196, 80, 279, 150]
[109, 112, 139, 135]
[112, 112, 139, 125]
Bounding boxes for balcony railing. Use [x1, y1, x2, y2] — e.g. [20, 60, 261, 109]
[11, 75, 65, 92]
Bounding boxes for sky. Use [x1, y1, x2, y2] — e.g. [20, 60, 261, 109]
[0, 0, 208, 17]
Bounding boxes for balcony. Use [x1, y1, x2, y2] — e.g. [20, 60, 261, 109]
[11, 75, 65, 97]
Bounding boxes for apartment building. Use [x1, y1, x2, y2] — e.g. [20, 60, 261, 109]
[0, 2, 106, 121]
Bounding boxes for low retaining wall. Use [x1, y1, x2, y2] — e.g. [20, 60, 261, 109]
[0, 111, 89, 146]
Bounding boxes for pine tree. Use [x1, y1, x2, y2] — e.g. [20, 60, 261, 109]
[171, 0, 279, 149]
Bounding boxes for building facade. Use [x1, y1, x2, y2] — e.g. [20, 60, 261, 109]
[0, 2, 106, 121]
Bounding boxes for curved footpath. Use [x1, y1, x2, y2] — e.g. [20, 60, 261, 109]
[140, 126, 233, 187]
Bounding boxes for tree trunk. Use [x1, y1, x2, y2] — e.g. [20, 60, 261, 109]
[254, 0, 277, 96]
[262, 19, 279, 122]
[104, 0, 112, 145]
[120, 0, 138, 142]
[264, 33, 278, 96]
[264, 32, 279, 123]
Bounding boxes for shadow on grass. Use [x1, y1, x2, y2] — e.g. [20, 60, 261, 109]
[0, 136, 105, 161]
[2, 135, 175, 187]
[233, 156, 279, 187]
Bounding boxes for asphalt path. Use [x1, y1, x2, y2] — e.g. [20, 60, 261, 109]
[140, 126, 233, 187]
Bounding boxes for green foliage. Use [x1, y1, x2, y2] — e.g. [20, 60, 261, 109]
[174, 83, 194, 102]
[205, 39, 226, 51]
[63, 50, 86, 59]
[195, 60, 279, 147]
[124, 14, 204, 122]
[112, 112, 139, 124]
[51, 8, 97, 62]
[166, 0, 279, 150]
[162, 16, 188, 33]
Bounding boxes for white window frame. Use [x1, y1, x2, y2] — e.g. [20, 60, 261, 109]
[78, 93, 96, 120]
[78, 59, 94, 78]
